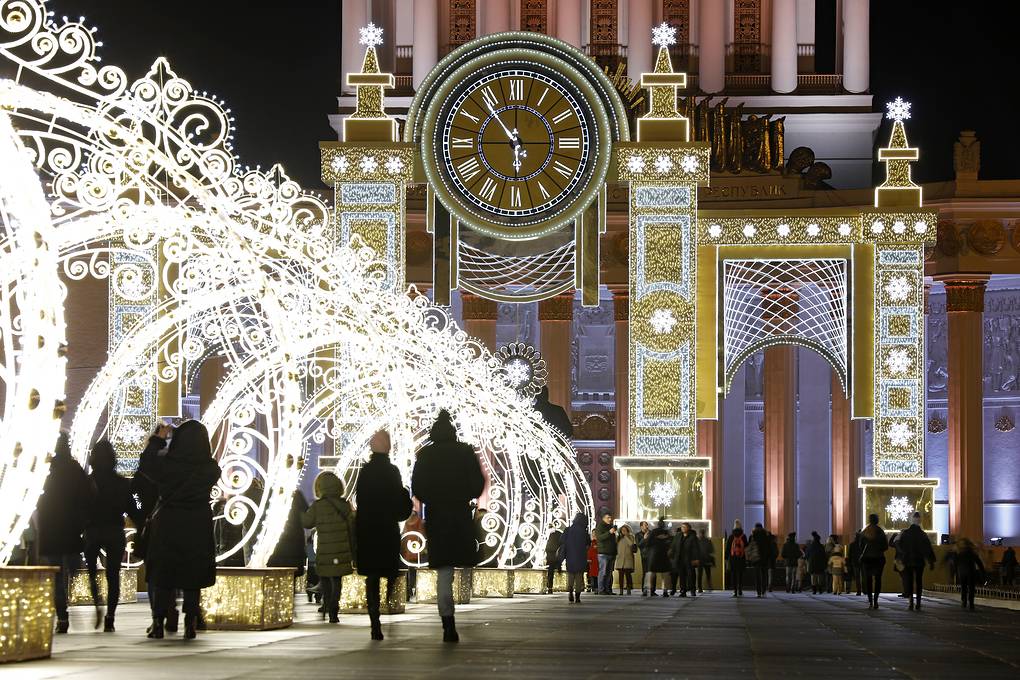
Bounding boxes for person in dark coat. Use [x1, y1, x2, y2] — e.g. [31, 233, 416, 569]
[697, 529, 714, 592]
[411, 410, 485, 643]
[725, 520, 748, 597]
[848, 530, 863, 595]
[268, 490, 310, 574]
[36, 431, 93, 633]
[594, 512, 618, 594]
[955, 538, 985, 610]
[355, 430, 412, 640]
[85, 439, 144, 632]
[857, 514, 889, 609]
[781, 533, 802, 593]
[636, 521, 652, 595]
[898, 512, 935, 610]
[805, 531, 828, 594]
[533, 386, 573, 438]
[138, 421, 220, 639]
[671, 523, 701, 597]
[748, 523, 771, 598]
[303, 472, 356, 623]
[1001, 546, 1017, 586]
[544, 524, 564, 594]
[645, 519, 673, 597]
[561, 513, 590, 602]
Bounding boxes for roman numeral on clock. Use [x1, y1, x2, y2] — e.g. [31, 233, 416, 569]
[508, 79, 524, 101]
[537, 182, 551, 200]
[478, 176, 498, 202]
[451, 137, 474, 149]
[459, 109, 480, 123]
[558, 137, 580, 149]
[509, 185, 522, 207]
[481, 86, 499, 109]
[457, 156, 482, 181]
[536, 87, 549, 107]
[551, 109, 573, 125]
[552, 160, 573, 178]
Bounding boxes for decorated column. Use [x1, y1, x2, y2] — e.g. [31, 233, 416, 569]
[613, 24, 711, 529]
[539, 294, 574, 418]
[613, 289, 629, 459]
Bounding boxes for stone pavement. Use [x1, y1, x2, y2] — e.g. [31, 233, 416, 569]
[9, 589, 1020, 679]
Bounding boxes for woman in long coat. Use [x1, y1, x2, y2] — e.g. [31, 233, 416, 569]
[411, 410, 485, 643]
[303, 471, 356, 623]
[646, 520, 674, 597]
[561, 513, 590, 602]
[138, 421, 220, 640]
[355, 430, 412, 640]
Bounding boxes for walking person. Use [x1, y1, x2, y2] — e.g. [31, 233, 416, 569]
[645, 519, 673, 597]
[586, 531, 599, 592]
[748, 523, 769, 598]
[594, 512, 618, 595]
[411, 410, 485, 642]
[615, 524, 636, 595]
[671, 522, 701, 597]
[898, 511, 935, 611]
[955, 538, 985, 610]
[1002, 545, 1017, 586]
[781, 533, 802, 593]
[806, 532, 827, 595]
[561, 514, 589, 603]
[303, 471, 356, 624]
[637, 521, 652, 595]
[828, 547, 846, 596]
[725, 520, 748, 597]
[857, 514, 889, 610]
[355, 430, 413, 640]
[84, 439, 144, 632]
[848, 530, 863, 595]
[268, 490, 310, 575]
[36, 432, 93, 634]
[697, 529, 714, 592]
[138, 421, 220, 639]
[544, 523, 564, 595]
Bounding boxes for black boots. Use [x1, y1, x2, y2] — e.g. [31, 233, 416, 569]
[441, 615, 459, 643]
[568, 592, 574, 603]
[103, 615, 115, 632]
[55, 618, 69, 634]
[369, 608, 384, 640]
[184, 614, 198, 640]
[147, 618, 164, 639]
[165, 608, 180, 633]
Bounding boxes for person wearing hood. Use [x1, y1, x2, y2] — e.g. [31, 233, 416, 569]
[36, 431, 94, 634]
[303, 471, 356, 623]
[411, 409, 485, 643]
[725, 520, 748, 597]
[561, 513, 590, 602]
[85, 439, 144, 632]
[138, 421, 220, 639]
[857, 514, 889, 609]
[645, 519, 673, 597]
[898, 511, 935, 610]
[533, 386, 573, 438]
[805, 531, 828, 594]
[355, 430, 412, 640]
[781, 533, 802, 593]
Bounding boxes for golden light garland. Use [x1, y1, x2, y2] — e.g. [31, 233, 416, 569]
[199, 568, 294, 630]
[0, 567, 56, 663]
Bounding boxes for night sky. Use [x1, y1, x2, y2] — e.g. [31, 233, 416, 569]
[41, 1, 1020, 189]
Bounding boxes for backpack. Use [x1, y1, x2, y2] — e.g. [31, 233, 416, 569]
[730, 534, 746, 558]
[746, 538, 761, 563]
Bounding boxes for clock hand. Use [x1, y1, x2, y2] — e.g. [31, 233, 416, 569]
[486, 100, 517, 143]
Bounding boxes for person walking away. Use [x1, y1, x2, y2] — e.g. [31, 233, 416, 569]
[781, 533, 802, 593]
[615, 524, 636, 594]
[303, 472, 356, 624]
[857, 514, 889, 609]
[828, 548, 846, 596]
[955, 538, 985, 610]
[646, 519, 673, 597]
[898, 511, 935, 611]
[637, 521, 652, 595]
[85, 439, 144, 632]
[725, 520, 748, 597]
[561, 514, 590, 602]
[594, 513, 618, 595]
[697, 529, 714, 592]
[355, 430, 413, 640]
[138, 421, 220, 639]
[411, 410, 485, 642]
[37, 432, 94, 634]
[671, 523, 701, 597]
[796, 555, 808, 593]
[586, 532, 599, 592]
[805, 532, 828, 595]
[848, 530, 863, 595]
[268, 490, 310, 575]
[748, 523, 769, 597]
[544, 523, 564, 595]
[890, 532, 909, 598]
[1002, 545, 1017, 586]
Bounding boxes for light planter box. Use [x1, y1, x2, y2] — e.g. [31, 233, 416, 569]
[69, 568, 138, 605]
[200, 567, 294, 630]
[415, 568, 472, 605]
[472, 568, 515, 598]
[514, 567, 554, 594]
[0, 566, 58, 664]
[339, 572, 407, 614]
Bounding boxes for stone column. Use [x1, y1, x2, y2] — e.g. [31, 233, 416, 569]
[539, 293, 574, 418]
[556, 0, 582, 48]
[698, 0, 726, 93]
[412, 0, 439, 90]
[461, 293, 498, 353]
[842, 0, 869, 93]
[627, 0, 655, 84]
[763, 345, 797, 537]
[831, 370, 859, 541]
[770, 0, 798, 93]
[613, 289, 629, 458]
[698, 418, 723, 534]
[482, 0, 512, 35]
[942, 276, 988, 542]
[341, 0, 369, 95]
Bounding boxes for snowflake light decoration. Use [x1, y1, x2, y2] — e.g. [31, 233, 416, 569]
[649, 481, 676, 508]
[654, 155, 673, 173]
[885, 495, 913, 523]
[885, 96, 911, 122]
[742, 223, 756, 238]
[885, 348, 911, 375]
[680, 154, 698, 173]
[651, 22, 677, 48]
[806, 223, 820, 237]
[914, 220, 927, 234]
[495, 342, 548, 399]
[884, 276, 911, 302]
[359, 156, 378, 173]
[330, 155, 349, 174]
[871, 219, 885, 234]
[892, 220, 907, 234]
[626, 155, 645, 173]
[838, 223, 852, 237]
[359, 22, 384, 48]
[776, 223, 790, 238]
[708, 224, 722, 238]
[384, 156, 403, 174]
[886, 421, 913, 447]
[649, 308, 677, 335]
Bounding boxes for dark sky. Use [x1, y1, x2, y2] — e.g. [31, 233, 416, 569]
[45, 1, 1020, 188]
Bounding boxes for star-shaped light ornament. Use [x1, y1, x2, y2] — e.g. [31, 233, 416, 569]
[649, 308, 677, 335]
[651, 22, 677, 48]
[885, 96, 911, 122]
[654, 155, 673, 173]
[384, 156, 403, 174]
[359, 22, 384, 48]
[649, 481, 676, 508]
[330, 155, 349, 174]
[680, 154, 699, 173]
[627, 155, 646, 173]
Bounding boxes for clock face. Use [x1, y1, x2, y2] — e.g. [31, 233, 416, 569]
[424, 60, 606, 238]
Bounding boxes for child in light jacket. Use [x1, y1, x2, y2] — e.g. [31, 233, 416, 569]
[828, 551, 846, 595]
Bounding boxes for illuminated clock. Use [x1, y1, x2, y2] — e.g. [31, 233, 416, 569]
[421, 54, 612, 240]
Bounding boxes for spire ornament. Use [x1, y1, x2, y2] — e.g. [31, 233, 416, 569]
[875, 96, 920, 208]
[344, 23, 397, 141]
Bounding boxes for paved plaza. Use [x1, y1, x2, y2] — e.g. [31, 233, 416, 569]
[10, 590, 1019, 679]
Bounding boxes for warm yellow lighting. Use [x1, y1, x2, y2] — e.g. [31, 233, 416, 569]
[339, 572, 407, 614]
[199, 568, 294, 630]
[0, 567, 56, 664]
[472, 569, 515, 598]
[415, 569, 473, 605]
[68, 569, 138, 605]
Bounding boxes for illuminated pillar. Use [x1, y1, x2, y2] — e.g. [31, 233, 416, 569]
[539, 294, 574, 417]
[698, 0, 726, 93]
[763, 345, 796, 536]
[341, 0, 370, 94]
[698, 418, 722, 534]
[831, 370, 859, 540]
[482, 0, 512, 35]
[627, 0, 655, 84]
[556, 0, 582, 47]
[412, 0, 438, 90]
[770, 0, 797, 93]
[942, 276, 987, 542]
[842, 0, 868, 93]
[613, 289, 629, 458]
[461, 294, 498, 353]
